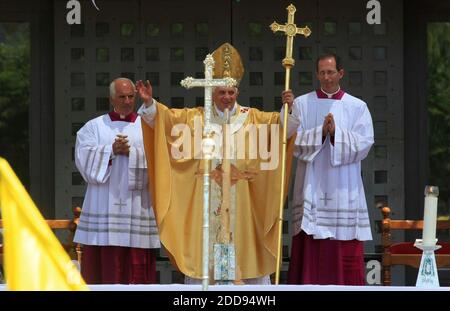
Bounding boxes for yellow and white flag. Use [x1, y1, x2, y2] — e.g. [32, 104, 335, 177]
[0, 157, 88, 290]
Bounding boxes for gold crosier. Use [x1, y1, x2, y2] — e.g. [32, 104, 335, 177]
[270, 3, 311, 285]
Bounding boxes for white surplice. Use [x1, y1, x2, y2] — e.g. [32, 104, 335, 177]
[73, 114, 160, 249]
[283, 91, 374, 241]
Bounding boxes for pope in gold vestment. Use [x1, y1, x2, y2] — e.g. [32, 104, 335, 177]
[138, 43, 295, 281]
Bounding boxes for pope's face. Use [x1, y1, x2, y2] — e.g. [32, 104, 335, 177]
[213, 87, 238, 112]
[110, 80, 136, 116]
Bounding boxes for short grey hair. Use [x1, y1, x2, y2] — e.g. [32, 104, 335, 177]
[109, 77, 136, 98]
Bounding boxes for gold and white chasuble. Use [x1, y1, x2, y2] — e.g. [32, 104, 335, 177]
[141, 102, 295, 280]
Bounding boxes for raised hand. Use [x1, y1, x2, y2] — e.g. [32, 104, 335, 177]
[136, 80, 153, 106]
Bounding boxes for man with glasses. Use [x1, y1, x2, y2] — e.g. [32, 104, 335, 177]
[281, 53, 374, 285]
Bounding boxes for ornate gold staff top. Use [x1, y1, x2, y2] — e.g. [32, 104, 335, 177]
[270, 4, 311, 89]
[270, 3, 311, 285]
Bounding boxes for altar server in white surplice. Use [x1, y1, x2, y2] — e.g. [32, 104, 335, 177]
[281, 53, 374, 285]
[74, 77, 160, 284]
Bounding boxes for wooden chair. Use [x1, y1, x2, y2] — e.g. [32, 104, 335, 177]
[380, 206, 450, 285]
[0, 207, 83, 269]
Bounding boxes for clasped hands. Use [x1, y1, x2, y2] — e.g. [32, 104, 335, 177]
[281, 89, 335, 138]
[323, 113, 335, 138]
[112, 134, 130, 157]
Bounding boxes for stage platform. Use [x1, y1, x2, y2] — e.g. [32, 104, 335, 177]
[1, 284, 449, 291]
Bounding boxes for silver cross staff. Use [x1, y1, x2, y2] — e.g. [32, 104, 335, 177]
[181, 54, 236, 135]
[180, 54, 236, 291]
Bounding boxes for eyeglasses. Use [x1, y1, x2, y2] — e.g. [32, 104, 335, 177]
[318, 70, 338, 77]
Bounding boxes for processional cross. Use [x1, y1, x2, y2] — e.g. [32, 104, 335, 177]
[270, 4, 311, 87]
[270, 3, 311, 285]
[181, 55, 237, 291]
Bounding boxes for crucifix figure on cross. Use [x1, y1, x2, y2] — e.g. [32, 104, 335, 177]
[181, 55, 236, 136]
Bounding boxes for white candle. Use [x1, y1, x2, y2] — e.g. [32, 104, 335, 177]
[422, 186, 439, 246]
